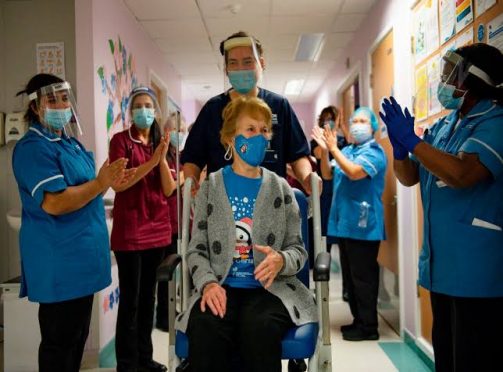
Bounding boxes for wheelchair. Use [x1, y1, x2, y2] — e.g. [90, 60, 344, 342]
[157, 173, 332, 371]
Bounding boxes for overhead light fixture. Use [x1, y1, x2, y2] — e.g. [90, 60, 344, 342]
[284, 79, 305, 96]
[294, 33, 325, 62]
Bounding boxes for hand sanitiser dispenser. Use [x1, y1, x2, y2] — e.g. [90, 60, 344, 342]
[5, 112, 27, 143]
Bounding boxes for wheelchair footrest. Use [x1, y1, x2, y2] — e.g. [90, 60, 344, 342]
[176, 359, 190, 372]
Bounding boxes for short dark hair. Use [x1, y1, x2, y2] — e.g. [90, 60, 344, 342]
[456, 43, 503, 104]
[16, 73, 64, 124]
[219, 31, 263, 65]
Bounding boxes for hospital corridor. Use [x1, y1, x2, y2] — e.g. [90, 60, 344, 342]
[1, 0, 502, 371]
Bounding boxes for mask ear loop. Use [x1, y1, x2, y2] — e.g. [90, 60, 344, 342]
[224, 144, 233, 160]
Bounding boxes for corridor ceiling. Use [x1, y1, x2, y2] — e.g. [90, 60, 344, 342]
[124, 0, 378, 103]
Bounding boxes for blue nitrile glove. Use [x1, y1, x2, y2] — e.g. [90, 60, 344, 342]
[380, 96, 422, 153]
[387, 129, 409, 160]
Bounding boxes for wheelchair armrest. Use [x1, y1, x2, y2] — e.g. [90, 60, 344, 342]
[156, 253, 182, 282]
[313, 252, 331, 282]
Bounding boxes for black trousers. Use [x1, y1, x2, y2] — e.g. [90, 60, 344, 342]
[187, 286, 294, 372]
[430, 292, 503, 372]
[38, 294, 93, 372]
[114, 248, 165, 370]
[339, 238, 380, 332]
[156, 235, 177, 325]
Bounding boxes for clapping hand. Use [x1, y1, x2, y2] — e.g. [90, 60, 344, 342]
[379, 97, 421, 154]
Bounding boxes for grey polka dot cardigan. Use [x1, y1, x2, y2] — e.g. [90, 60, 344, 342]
[175, 167, 318, 333]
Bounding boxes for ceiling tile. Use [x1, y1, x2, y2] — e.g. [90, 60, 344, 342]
[141, 19, 207, 39]
[271, 0, 343, 16]
[332, 14, 366, 32]
[198, 0, 271, 17]
[340, 0, 377, 14]
[124, 0, 200, 20]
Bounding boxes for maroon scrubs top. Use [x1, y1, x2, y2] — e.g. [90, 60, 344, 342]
[109, 126, 172, 251]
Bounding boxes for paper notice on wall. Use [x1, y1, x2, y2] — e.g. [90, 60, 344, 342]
[427, 56, 442, 116]
[475, 0, 496, 17]
[456, 26, 474, 47]
[456, 0, 474, 32]
[415, 65, 429, 121]
[414, 7, 428, 62]
[487, 13, 503, 52]
[425, 0, 440, 56]
[36, 42, 65, 79]
[440, 0, 456, 44]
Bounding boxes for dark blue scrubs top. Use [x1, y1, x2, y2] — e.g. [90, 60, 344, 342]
[181, 88, 310, 177]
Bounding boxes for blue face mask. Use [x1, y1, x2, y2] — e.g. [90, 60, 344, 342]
[350, 123, 373, 144]
[169, 131, 187, 149]
[44, 108, 73, 130]
[324, 120, 335, 129]
[132, 108, 155, 128]
[234, 134, 268, 167]
[437, 82, 465, 110]
[227, 70, 257, 94]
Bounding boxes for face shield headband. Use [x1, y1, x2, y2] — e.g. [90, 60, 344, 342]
[28, 81, 82, 137]
[442, 50, 500, 88]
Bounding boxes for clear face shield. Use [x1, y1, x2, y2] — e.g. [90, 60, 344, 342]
[222, 36, 263, 94]
[29, 81, 82, 137]
[126, 87, 163, 130]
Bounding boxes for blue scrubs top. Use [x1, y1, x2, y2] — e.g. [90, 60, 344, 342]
[12, 123, 111, 303]
[327, 140, 387, 241]
[417, 99, 503, 297]
[181, 88, 310, 177]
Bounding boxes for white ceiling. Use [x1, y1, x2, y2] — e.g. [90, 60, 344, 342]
[124, 0, 378, 103]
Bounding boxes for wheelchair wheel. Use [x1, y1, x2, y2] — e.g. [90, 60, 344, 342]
[288, 358, 307, 372]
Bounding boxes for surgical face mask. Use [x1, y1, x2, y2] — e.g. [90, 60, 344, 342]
[227, 70, 257, 94]
[170, 131, 187, 149]
[234, 134, 268, 167]
[437, 82, 466, 110]
[44, 107, 73, 130]
[132, 107, 155, 128]
[324, 120, 335, 129]
[350, 123, 373, 144]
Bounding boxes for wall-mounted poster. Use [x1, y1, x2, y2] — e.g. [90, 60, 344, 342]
[414, 7, 428, 62]
[440, 0, 457, 44]
[456, 0, 474, 32]
[415, 65, 429, 121]
[427, 56, 442, 116]
[36, 42, 65, 79]
[425, 0, 440, 56]
[455, 26, 474, 46]
[487, 13, 503, 51]
[475, 0, 497, 17]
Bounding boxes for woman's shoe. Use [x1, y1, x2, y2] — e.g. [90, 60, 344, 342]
[342, 327, 379, 341]
[138, 360, 168, 372]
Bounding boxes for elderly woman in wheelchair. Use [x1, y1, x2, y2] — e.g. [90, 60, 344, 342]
[173, 96, 318, 372]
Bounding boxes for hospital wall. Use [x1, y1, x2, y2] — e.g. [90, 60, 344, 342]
[0, 0, 77, 285]
[75, 0, 188, 167]
[312, 0, 422, 346]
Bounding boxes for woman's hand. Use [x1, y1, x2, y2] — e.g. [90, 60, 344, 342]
[311, 126, 328, 152]
[323, 124, 338, 153]
[150, 136, 169, 166]
[111, 167, 137, 189]
[97, 158, 128, 190]
[201, 282, 227, 318]
[254, 245, 285, 289]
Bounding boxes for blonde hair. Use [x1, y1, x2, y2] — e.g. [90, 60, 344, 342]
[220, 96, 272, 147]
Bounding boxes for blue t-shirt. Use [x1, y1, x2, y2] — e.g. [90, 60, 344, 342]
[12, 123, 111, 303]
[181, 88, 310, 177]
[222, 166, 262, 288]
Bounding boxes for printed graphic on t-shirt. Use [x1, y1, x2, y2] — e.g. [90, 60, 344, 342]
[228, 196, 256, 280]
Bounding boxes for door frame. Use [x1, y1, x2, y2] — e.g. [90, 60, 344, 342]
[336, 61, 362, 103]
[366, 25, 410, 335]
